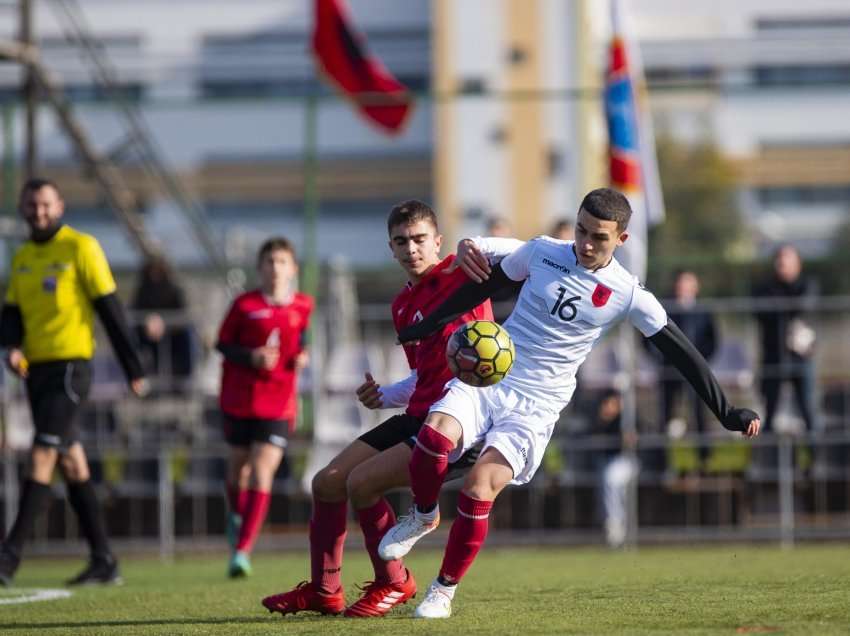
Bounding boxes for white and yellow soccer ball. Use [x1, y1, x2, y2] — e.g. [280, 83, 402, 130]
[446, 320, 515, 387]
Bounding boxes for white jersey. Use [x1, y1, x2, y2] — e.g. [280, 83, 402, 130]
[497, 236, 667, 409]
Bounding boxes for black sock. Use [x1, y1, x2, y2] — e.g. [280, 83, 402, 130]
[437, 575, 456, 587]
[5, 479, 52, 557]
[67, 481, 112, 560]
[417, 503, 437, 514]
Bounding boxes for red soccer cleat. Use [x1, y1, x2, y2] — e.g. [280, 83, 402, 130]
[344, 568, 417, 618]
[262, 581, 346, 616]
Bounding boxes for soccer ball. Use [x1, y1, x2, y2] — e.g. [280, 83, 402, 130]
[446, 320, 515, 387]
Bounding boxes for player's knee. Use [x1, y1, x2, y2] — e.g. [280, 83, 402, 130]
[422, 415, 461, 446]
[59, 455, 89, 482]
[345, 467, 375, 507]
[312, 465, 347, 502]
[462, 472, 507, 502]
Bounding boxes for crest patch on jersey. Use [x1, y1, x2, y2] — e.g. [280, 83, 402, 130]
[42, 276, 57, 292]
[592, 283, 612, 307]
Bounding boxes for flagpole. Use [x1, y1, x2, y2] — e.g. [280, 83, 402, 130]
[302, 93, 319, 303]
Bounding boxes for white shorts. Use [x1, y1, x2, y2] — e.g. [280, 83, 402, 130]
[428, 378, 565, 485]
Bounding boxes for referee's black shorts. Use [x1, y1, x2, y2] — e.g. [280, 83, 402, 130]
[356, 412, 481, 482]
[223, 416, 291, 449]
[25, 359, 92, 451]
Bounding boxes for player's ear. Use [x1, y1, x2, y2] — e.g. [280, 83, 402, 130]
[617, 230, 629, 247]
[434, 233, 443, 252]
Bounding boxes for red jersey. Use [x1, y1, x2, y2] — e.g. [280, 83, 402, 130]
[218, 290, 313, 423]
[392, 255, 493, 417]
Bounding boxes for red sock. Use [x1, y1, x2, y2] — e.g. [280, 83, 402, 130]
[410, 426, 455, 510]
[235, 489, 271, 553]
[357, 498, 406, 585]
[309, 498, 348, 593]
[226, 483, 250, 516]
[438, 492, 493, 584]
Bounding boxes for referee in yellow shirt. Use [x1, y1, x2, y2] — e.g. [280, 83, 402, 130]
[0, 178, 146, 586]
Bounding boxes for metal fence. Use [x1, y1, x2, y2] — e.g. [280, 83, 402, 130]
[1, 296, 849, 555]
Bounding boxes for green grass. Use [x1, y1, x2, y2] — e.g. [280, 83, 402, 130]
[1, 545, 849, 635]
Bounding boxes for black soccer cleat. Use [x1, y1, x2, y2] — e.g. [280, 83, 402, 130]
[66, 555, 123, 586]
[0, 546, 20, 587]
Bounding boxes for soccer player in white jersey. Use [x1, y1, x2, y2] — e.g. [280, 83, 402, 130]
[378, 188, 761, 619]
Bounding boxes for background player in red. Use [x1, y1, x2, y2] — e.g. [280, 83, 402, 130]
[261, 200, 497, 618]
[216, 237, 313, 578]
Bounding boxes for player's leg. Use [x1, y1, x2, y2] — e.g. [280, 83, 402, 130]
[379, 382, 485, 561]
[344, 443, 416, 617]
[262, 439, 377, 615]
[229, 420, 287, 577]
[415, 448, 513, 619]
[223, 417, 252, 559]
[0, 444, 58, 586]
[60, 443, 122, 585]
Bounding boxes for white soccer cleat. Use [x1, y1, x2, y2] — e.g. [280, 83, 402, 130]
[414, 579, 455, 619]
[378, 506, 440, 561]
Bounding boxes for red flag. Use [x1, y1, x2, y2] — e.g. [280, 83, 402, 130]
[312, 0, 414, 135]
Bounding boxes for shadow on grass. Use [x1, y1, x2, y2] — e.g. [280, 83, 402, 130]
[0, 615, 329, 630]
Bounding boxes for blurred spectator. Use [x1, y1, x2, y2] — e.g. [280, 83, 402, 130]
[587, 390, 638, 548]
[549, 218, 574, 241]
[753, 245, 818, 435]
[484, 216, 512, 238]
[660, 270, 718, 469]
[131, 256, 194, 392]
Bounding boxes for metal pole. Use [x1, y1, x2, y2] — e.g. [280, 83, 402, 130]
[158, 450, 175, 561]
[2, 103, 15, 215]
[20, 0, 37, 179]
[778, 433, 795, 547]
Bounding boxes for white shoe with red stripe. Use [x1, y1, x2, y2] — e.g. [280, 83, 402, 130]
[378, 506, 440, 561]
[414, 578, 455, 618]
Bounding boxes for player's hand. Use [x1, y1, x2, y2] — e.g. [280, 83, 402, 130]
[294, 350, 310, 371]
[453, 238, 491, 283]
[355, 372, 383, 409]
[6, 348, 28, 378]
[723, 407, 761, 438]
[251, 346, 280, 370]
[130, 377, 149, 397]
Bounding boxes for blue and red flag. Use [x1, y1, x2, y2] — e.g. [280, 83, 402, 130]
[312, 0, 414, 135]
[604, 0, 664, 279]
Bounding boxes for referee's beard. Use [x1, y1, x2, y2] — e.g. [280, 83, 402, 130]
[29, 221, 63, 243]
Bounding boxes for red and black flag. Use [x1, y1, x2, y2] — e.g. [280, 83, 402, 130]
[312, 0, 414, 135]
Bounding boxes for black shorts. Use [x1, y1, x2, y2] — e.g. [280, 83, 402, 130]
[223, 416, 290, 449]
[25, 359, 91, 451]
[357, 412, 481, 482]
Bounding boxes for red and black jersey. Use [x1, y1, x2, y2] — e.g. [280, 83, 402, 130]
[392, 255, 493, 417]
[218, 290, 313, 424]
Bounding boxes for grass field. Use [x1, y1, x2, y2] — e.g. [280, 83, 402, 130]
[1, 545, 849, 635]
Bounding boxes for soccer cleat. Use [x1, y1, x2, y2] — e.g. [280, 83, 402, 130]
[378, 506, 440, 561]
[0, 546, 20, 587]
[414, 578, 455, 619]
[262, 581, 346, 616]
[66, 555, 122, 586]
[344, 568, 417, 618]
[228, 551, 252, 578]
[226, 512, 242, 552]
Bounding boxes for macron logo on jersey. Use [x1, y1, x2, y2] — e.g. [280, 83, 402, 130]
[542, 257, 570, 274]
[412, 310, 424, 323]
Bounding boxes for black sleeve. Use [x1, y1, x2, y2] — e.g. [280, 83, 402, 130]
[397, 262, 524, 343]
[0, 304, 23, 348]
[93, 293, 145, 382]
[216, 341, 254, 367]
[648, 319, 758, 433]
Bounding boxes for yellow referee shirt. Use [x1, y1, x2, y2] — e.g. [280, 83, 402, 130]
[5, 225, 117, 362]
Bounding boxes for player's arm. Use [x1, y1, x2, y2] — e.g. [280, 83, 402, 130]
[631, 288, 760, 437]
[93, 293, 145, 384]
[397, 262, 522, 344]
[356, 370, 417, 409]
[0, 303, 28, 377]
[456, 236, 525, 283]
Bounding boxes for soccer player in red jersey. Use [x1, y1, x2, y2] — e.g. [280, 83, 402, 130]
[261, 200, 499, 618]
[217, 237, 313, 577]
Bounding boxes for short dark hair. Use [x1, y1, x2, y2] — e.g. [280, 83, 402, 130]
[257, 236, 296, 266]
[579, 188, 632, 231]
[387, 199, 438, 236]
[20, 177, 61, 200]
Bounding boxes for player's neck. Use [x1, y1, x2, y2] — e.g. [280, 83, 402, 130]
[407, 260, 440, 285]
[262, 286, 293, 305]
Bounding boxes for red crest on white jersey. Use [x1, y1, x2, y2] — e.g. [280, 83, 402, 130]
[592, 284, 612, 307]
